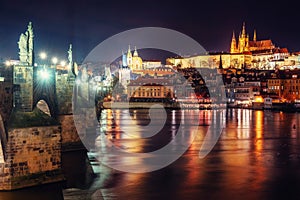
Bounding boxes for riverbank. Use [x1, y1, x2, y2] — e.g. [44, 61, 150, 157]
[103, 101, 299, 112]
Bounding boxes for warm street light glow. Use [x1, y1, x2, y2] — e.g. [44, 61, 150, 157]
[60, 60, 66, 66]
[5, 60, 11, 66]
[39, 52, 47, 60]
[51, 57, 58, 65]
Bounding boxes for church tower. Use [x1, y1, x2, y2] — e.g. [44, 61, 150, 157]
[238, 22, 249, 53]
[133, 46, 138, 57]
[230, 31, 237, 53]
[127, 45, 133, 68]
[122, 50, 128, 67]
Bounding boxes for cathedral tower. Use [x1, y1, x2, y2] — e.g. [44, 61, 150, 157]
[230, 31, 237, 53]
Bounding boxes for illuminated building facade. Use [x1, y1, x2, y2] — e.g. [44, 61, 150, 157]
[127, 76, 175, 101]
[268, 72, 300, 101]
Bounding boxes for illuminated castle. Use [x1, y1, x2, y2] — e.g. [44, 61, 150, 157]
[230, 23, 275, 54]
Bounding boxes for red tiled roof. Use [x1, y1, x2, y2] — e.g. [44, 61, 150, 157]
[249, 40, 274, 48]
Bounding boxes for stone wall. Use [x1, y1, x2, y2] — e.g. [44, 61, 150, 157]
[56, 72, 75, 115]
[0, 82, 13, 123]
[0, 125, 64, 190]
[13, 65, 33, 112]
[58, 115, 81, 147]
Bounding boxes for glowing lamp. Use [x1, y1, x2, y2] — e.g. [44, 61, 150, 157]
[39, 69, 50, 80]
[39, 52, 47, 60]
[60, 60, 66, 66]
[5, 60, 11, 66]
[52, 57, 58, 65]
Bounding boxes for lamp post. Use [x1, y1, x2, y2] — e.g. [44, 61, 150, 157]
[39, 51, 47, 68]
[51, 57, 58, 68]
[38, 51, 50, 80]
[60, 60, 66, 68]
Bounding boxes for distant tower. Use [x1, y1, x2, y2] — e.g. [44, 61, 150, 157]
[238, 22, 249, 53]
[253, 29, 257, 42]
[133, 46, 138, 57]
[131, 46, 143, 70]
[118, 65, 131, 91]
[122, 50, 128, 67]
[241, 22, 246, 38]
[245, 34, 249, 52]
[127, 45, 132, 68]
[230, 31, 237, 53]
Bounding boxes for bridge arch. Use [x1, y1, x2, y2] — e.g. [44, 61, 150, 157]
[33, 96, 58, 119]
[36, 100, 51, 116]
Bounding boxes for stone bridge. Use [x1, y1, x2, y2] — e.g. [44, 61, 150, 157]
[0, 22, 82, 190]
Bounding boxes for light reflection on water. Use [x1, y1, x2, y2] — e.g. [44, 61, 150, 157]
[1, 109, 300, 200]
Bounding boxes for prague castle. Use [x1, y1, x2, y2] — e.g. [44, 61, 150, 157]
[230, 22, 275, 54]
[167, 22, 294, 70]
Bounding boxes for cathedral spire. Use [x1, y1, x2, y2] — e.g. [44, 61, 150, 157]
[230, 31, 237, 53]
[241, 22, 246, 37]
[232, 31, 236, 40]
[253, 29, 257, 42]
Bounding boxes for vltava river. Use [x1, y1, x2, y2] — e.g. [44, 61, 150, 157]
[1, 108, 300, 200]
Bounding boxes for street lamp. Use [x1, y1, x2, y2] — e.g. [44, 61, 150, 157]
[5, 60, 11, 66]
[51, 57, 58, 65]
[39, 52, 47, 60]
[60, 60, 66, 67]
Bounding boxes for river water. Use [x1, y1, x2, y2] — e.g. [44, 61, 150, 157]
[1, 108, 300, 200]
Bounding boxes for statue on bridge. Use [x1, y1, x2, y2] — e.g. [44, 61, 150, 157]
[18, 22, 34, 66]
[18, 33, 28, 64]
[68, 44, 73, 69]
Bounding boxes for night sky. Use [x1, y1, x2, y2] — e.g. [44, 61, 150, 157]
[0, 0, 300, 63]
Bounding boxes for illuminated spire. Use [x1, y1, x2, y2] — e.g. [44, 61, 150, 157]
[253, 29, 257, 42]
[127, 45, 132, 67]
[230, 31, 237, 53]
[232, 31, 236, 40]
[242, 22, 246, 37]
[127, 45, 132, 57]
[127, 45, 131, 54]
[133, 46, 138, 57]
